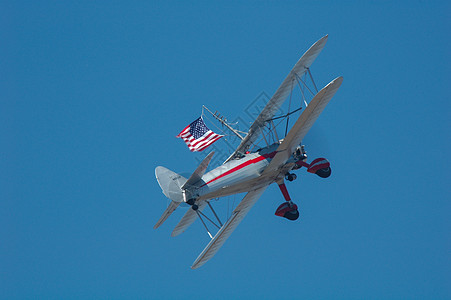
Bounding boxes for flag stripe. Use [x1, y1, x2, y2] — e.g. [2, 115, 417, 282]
[196, 135, 223, 151]
[176, 125, 190, 138]
[176, 117, 223, 152]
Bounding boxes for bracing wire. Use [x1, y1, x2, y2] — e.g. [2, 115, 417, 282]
[307, 68, 318, 93]
[201, 111, 237, 148]
[295, 74, 309, 108]
[285, 78, 294, 137]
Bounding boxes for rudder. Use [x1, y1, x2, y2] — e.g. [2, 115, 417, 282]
[155, 166, 187, 202]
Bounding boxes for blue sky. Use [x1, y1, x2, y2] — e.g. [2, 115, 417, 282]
[2, 1, 450, 299]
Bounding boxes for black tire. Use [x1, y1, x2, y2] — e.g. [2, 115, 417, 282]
[284, 209, 299, 221]
[286, 173, 297, 182]
[316, 167, 332, 178]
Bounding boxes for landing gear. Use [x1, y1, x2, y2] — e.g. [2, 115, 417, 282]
[186, 198, 199, 210]
[276, 183, 299, 221]
[275, 201, 299, 221]
[295, 145, 307, 161]
[304, 158, 331, 179]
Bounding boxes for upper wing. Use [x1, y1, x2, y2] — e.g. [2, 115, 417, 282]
[263, 77, 343, 175]
[225, 35, 329, 163]
[191, 186, 268, 269]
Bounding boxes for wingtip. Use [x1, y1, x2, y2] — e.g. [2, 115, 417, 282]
[328, 76, 343, 89]
[190, 260, 204, 270]
[321, 76, 343, 92]
[310, 35, 328, 51]
[171, 229, 182, 237]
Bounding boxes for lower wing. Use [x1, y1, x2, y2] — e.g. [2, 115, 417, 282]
[191, 186, 268, 269]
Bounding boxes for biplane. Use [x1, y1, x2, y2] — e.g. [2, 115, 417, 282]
[154, 35, 343, 269]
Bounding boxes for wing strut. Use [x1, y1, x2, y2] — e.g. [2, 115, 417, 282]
[295, 73, 316, 98]
[307, 68, 318, 93]
[195, 210, 214, 239]
[196, 209, 221, 230]
[207, 201, 223, 227]
[193, 200, 224, 239]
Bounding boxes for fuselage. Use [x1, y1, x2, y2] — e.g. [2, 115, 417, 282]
[197, 143, 281, 200]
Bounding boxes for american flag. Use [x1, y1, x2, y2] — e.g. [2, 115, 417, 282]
[176, 117, 224, 152]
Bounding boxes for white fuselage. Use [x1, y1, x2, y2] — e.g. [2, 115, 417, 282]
[196, 143, 285, 200]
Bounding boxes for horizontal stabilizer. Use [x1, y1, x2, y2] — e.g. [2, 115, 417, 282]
[172, 200, 208, 237]
[181, 151, 214, 190]
[154, 201, 181, 229]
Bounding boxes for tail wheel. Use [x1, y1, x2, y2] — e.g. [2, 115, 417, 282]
[285, 173, 297, 182]
[316, 167, 331, 178]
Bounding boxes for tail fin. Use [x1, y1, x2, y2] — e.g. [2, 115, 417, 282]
[154, 152, 215, 230]
[155, 166, 187, 202]
[154, 167, 186, 229]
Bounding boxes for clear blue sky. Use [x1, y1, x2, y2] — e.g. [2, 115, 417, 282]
[2, 1, 450, 299]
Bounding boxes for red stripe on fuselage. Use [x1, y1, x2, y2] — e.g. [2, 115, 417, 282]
[200, 151, 276, 187]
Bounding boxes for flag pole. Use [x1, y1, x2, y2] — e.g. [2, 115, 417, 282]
[202, 105, 245, 141]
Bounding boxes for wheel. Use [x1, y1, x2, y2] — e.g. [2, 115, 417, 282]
[316, 167, 331, 178]
[285, 173, 297, 182]
[284, 209, 299, 221]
